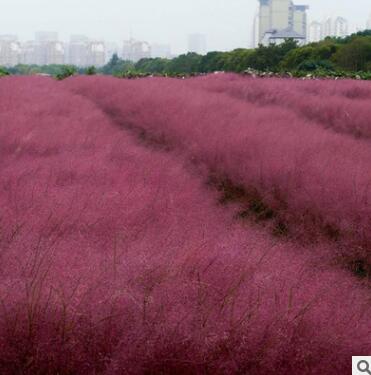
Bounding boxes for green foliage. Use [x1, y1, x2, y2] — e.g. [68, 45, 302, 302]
[199, 51, 227, 72]
[332, 36, 371, 71]
[9, 64, 80, 77]
[166, 52, 202, 74]
[85, 66, 97, 75]
[296, 60, 334, 72]
[135, 58, 170, 74]
[126, 40, 298, 75]
[0, 67, 10, 76]
[101, 53, 135, 75]
[246, 40, 298, 72]
[222, 49, 254, 72]
[55, 66, 77, 80]
[4, 30, 371, 79]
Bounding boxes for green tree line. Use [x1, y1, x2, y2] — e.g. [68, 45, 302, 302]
[130, 31, 371, 76]
[2, 30, 371, 79]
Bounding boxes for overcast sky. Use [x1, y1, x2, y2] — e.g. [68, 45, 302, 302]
[1, 0, 370, 53]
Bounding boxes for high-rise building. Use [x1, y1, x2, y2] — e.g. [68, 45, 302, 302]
[45, 42, 65, 65]
[258, 0, 309, 45]
[252, 11, 260, 47]
[322, 17, 333, 38]
[86, 41, 106, 67]
[30, 32, 65, 65]
[270, 0, 292, 31]
[151, 44, 172, 59]
[33, 41, 64, 65]
[292, 5, 308, 38]
[334, 17, 349, 37]
[308, 21, 322, 43]
[19, 41, 37, 65]
[259, 0, 271, 42]
[187, 34, 207, 55]
[105, 42, 119, 64]
[70, 35, 89, 44]
[35, 31, 59, 43]
[68, 36, 89, 67]
[367, 13, 371, 30]
[0, 35, 21, 67]
[122, 39, 151, 62]
[0, 35, 18, 42]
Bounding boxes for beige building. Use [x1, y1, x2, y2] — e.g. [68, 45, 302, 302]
[44, 42, 65, 65]
[19, 41, 37, 65]
[366, 13, 371, 30]
[292, 5, 308, 37]
[0, 35, 21, 67]
[322, 17, 333, 38]
[252, 11, 260, 47]
[86, 41, 106, 67]
[309, 21, 322, 43]
[122, 39, 151, 62]
[187, 34, 207, 55]
[334, 17, 349, 38]
[68, 35, 89, 67]
[259, 1, 271, 42]
[258, 0, 309, 45]
[151, 43, 172, 59]
[270, 0, 292, 31]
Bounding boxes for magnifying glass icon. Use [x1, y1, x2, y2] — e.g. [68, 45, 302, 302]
[358, 360, 371, 375]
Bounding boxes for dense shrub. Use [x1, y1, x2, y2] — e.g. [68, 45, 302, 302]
[55, 65, 77, 80]
[0, 67, 9, 76]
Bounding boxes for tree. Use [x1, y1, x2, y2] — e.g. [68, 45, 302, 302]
[280, 46, 315, 70]
[333, 36, 371, 71]
[199, 51, 226, 72]
[0, 67, 9, 76]
[85, 66, 97, 75]
[245, 39, 298, 72]
[135, 58, 170, 74]
[101, 53, 134, 75]
[55, 65, 77, 80]
[222, 49, 254, 72]
[166, 53, 202, 74]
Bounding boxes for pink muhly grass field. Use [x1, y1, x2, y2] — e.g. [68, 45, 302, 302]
[0, 75, 371, 374]
[64, 75, 371, 269]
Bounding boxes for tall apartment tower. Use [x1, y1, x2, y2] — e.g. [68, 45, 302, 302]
[122, 39, 151, 62]
[367, 13, 371, 30]
[35, 31, 59, 43]
[309, 21, 322, 42]
[86, 41, 106, 67]
[258, 0, 309, 45]
[187, 34, 207, 55]
[68, 35, 89, 67]
[151, 44, 172, 59]
[0, 35, 21, 67]
[252, 11, 260, 47]
[322, 17, 333, 38]
[334, 17, 349, 37]
[292, 5, 308, 37]
[259, 0, 271, 42]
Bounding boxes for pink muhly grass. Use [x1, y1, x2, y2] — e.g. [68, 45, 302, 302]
[188, 74, 371, 139]
[0, 77, 370, 374]
[64, 75, 371, 269]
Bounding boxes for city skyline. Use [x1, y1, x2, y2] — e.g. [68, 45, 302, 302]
[0, 0, 370, 54]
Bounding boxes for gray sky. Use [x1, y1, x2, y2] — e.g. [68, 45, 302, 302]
[1, 0, 371, 53]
